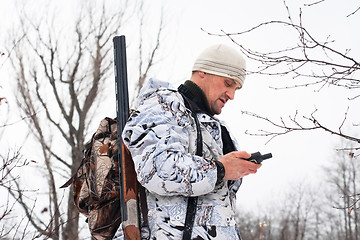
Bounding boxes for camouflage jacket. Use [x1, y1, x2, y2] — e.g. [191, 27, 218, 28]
[114, 78, 242, 239]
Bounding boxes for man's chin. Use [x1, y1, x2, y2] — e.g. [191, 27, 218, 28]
[213, 108, 222, 115]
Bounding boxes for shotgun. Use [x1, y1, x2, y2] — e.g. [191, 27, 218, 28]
[113, 35, 141, 240]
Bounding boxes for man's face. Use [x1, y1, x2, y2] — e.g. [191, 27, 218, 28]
[200, 73, 242, 115]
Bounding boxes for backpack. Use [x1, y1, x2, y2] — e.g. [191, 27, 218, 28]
[62, 87, 203, 239]
[61, 117, 128, 240]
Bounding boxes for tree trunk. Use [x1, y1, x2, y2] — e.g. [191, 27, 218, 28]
[63, 188, 80, 240]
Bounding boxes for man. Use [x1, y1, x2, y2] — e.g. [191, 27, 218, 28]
[116, 44, 262, 239]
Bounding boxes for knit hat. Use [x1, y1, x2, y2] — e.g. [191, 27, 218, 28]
[192, 44, 246, 87]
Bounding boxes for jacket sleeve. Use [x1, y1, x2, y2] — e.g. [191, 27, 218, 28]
[122, 89, 218, 197]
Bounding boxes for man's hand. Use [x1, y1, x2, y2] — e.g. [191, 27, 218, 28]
[218, 151, 262, 180]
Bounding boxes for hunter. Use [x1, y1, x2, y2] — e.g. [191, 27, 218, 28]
[114, 44, 262, 239]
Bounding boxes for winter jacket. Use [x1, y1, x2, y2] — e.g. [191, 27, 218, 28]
[113, 78, 242, 239]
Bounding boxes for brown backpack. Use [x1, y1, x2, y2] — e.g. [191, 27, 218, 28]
[61, 117, 122, 240]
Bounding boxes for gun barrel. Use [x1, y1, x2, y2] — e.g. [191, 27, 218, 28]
[113, 35, 129, 221]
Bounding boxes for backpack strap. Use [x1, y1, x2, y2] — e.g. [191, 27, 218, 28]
[139, 183, 150, 239]
[178, 89, 203, 240]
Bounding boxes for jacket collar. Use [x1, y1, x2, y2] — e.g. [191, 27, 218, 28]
[178, 80, 213, 116]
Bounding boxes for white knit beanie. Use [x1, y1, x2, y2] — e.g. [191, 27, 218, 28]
[192, 44, 246, 87]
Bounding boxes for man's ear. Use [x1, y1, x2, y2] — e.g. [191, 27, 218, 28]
[198, 71, 206, 78]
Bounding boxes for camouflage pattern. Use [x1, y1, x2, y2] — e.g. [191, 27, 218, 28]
[114, 78, 242, 239]
[63, 118, 122, 240]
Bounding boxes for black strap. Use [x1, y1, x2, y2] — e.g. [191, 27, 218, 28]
[183, 197, 198, 240]
[178, 90, 203, 156]
[139, 184, 150, 240]
[179, 91, 203, 240]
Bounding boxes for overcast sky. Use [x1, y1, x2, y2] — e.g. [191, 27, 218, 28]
[1, 0, 359, 213]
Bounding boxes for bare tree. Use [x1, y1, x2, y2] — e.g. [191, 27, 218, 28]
[132, 1, 164, 101]
[236, 147, 359, 240]
[203, 0, 360, 213]
[0, 50, 9, 139]
[6, 0, 167, 239]
[236, 181, 323, 240]
[236, 209, 273, 240]
[204, 0, 360, 156]
[324, 147, 360, 240]
[271, 182, 321, 240]
[0, 149, 47, 239]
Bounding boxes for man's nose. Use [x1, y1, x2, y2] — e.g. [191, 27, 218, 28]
[226, 89, 236, 100]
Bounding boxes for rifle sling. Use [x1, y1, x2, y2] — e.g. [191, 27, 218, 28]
[179, 91, 203, 240]
[139, 185, 148, 223]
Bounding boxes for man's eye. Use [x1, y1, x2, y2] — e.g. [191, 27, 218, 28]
[225, 81, 231, 87]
